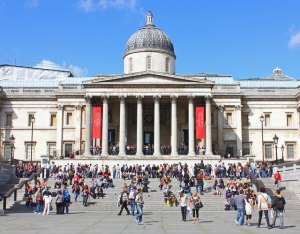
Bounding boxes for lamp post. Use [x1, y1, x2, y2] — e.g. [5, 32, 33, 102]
[273, 134, 279, 164]
[260, 115, 265, 163]
[9, 134, 15, 166]
[30, 116, 35, 163]
[281, 145, 284, 163]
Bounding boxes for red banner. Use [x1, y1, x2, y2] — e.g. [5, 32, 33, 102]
[196, 107, 205, 139]
[92, 107, 102, 139]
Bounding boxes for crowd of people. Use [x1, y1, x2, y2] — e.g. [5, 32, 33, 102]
[15, 159, 287, 229]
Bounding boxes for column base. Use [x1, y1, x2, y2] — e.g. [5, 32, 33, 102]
[171, 153, 179, 157]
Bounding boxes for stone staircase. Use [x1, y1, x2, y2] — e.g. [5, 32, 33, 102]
[259, 177, 300, 211]
[7, 177, 226, 212]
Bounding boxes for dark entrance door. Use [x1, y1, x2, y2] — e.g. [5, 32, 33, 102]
[108, 129, 115, 145]
[144, 131, 154, 155]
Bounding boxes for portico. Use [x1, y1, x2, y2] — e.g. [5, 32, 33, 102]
[83, 72, 214, 157]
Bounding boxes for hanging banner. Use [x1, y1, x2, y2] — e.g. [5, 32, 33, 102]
[196, 107, 205, 139]
[92, 107, 102, 139]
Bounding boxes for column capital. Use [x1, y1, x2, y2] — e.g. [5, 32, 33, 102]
[205, 95, 212, 103]
[187, 95, 194, 104]
[136, 95, 144, 103]
[217, 105, 224, 112]
[119, 95, 127, 103]
[102, 95, 109, 103]
[84, 95, 92, 103]
[57, 104, 64, 110]
[75, 104, 82, 110]
[235, 105, 242, 110]
[153, 95, 161, 103]
[170, 95, 178, 103]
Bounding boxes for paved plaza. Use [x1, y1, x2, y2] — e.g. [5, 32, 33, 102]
[0, 210, 299, 234]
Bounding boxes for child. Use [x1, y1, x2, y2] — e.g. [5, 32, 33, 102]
[245, 195, 253, 226]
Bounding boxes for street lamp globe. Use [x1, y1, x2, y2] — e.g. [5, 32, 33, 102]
[260, 115, 264, 122]
[273, 134, 279, 145]
[31, 116, 35, 124]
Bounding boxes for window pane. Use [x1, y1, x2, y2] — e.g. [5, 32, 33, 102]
[265, 144, 272, 159]
[242, 143, 250, 156]
[287, 115, 292, 126]
[49, 143, 56, 157]
[4, 144, 11, 160]
[265, 114, 270, 127]
[26, 144, 35, 160]
[287, 144, 294, 159]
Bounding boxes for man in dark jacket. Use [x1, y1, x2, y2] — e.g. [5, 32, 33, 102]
[271, 189, 286, 229]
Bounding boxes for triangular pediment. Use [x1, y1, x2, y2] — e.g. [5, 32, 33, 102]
[84, 72, 213, 86]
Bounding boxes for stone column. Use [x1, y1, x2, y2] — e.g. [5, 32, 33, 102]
[75, 104, 82, 155]
[102, 96, 109, 156]
[205, 96, 212, 155]
[236, 105, 242, 157]
[136, 96, 144, 156]
[56, 104, 64, 157]
[153, 95, 161, 156]
[84, 96, 92, 156]
[188, 96, 195, 156]
[171, 96, 178, 156]
[217, 105, 224, 155]
[119, 95, 126, 156]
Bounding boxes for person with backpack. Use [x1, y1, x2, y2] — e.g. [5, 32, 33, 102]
[72, 181, 80, 202]
[62, 186, 70, 214]
[271, 189, 286, 229]
[55, 190, 64, 214]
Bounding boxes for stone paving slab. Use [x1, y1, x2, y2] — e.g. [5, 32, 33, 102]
[0, 210, 299, 234]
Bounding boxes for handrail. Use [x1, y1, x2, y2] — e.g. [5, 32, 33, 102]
[2, 167, 44, 210]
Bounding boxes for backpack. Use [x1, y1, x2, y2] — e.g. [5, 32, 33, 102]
[275, 197, 285, 210]
[64, 190, 70, 202]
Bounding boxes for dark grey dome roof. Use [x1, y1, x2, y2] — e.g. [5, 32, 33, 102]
[124, 12, 175, 58]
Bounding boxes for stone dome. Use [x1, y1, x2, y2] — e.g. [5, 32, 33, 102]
[124, 11, 175, 58]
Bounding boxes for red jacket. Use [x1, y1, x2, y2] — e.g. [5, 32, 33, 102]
[274, 173, 282, 182]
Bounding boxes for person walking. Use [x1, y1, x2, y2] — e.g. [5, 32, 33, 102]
[257, 187, 272, 229]
[118, 188, 130, 215]
[245, 194, 253, 226]
[178, 190, 188, 222]
[55, 190, 64, 215]
[273, 171, 282, 189]
[190, 191, 202, 224]
[42, 191, 52, 215]
[233, 189, 245, 226]
[62, 186, 71, 214]
[135, 188, 144, 224]
[128, 186, 138, 216]
[271, 189, 286, 229]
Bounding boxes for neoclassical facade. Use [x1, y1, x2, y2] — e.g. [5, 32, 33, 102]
[0, 12, 299, 162]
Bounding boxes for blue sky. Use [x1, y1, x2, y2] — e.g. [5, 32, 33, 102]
[0, 0, 300, 79]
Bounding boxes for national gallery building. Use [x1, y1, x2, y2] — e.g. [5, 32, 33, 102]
[0, 12, 299, 162]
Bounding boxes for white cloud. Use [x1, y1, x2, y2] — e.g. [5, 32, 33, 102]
[34, 59, 88, 77]
[76, 0, 137, 12]
[288, 30, 300, 49]
[25, 0, 39, 8]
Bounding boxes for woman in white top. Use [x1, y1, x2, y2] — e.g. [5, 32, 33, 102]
[42, 191, 52, 215]
[178, 191, 188, 222]
[257, 187, 272, 229]
[245, 195, 253, 226]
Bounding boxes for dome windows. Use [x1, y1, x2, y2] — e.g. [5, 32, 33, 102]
[165, 57, 169, 73]
[146, 56, 151, 70]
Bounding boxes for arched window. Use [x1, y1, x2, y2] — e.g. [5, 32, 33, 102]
[165, 57, 169, 73]
[129, 58, 133, 72]
[146, 56, 151, 70]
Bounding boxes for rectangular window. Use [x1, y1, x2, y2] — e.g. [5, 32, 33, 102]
[28, 114, 35, 126]
[64, 143, 73, 158]
[3, 143, 12, 160]
[242, 114, 249, 126]
[66, 112, 73, 125]
[226, 143, 234, 157]
[242, 143, 250, 156]
[6, 113, 12, 126]
[226, 112, 232, 125]
[287, 114, 292, 127]
[265, 114, 270, 127]
[265, 143, 272, 159]
[26, 143, 35, 160]
[287, 144, 294, 159]
[50, 114, 57, 127]
[48, 143, 56, 157]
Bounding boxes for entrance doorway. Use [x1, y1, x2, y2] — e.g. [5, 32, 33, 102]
[144, 131, 153, 145]
[108, 129, 115, 145]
